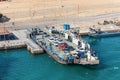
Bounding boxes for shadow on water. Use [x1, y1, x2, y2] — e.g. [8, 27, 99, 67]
[56, 63, 107, 80]
[81, 36, 120, 71]
[73, 36, 110, 70]
[85, 36, 102, 45]
[0, 54, 17, 80]
[83, 35, 120, 45]
[62, 61, 108, 71]
[83, 63, 108, 70]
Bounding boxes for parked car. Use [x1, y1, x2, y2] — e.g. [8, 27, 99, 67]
[68, 46, 75, 51]
[48, 38, 54, 42]
[44, 34, 50, 37]
[53, 42, 58, 47]
[58, 43, 68, 50]
[57, 39, 63, 43]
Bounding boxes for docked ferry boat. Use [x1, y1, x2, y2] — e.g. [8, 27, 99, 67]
[30, 28, 99, 65]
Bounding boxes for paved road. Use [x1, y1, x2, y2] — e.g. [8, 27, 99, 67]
[1, 11, 120, 30]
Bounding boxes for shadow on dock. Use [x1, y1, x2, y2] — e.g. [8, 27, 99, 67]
[0, 16, 10, 23]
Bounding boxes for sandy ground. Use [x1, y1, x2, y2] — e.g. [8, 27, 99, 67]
[0, 0, 120, 32]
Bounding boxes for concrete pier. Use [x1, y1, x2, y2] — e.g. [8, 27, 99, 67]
[26, 39, 43, 54]
[0, 29, 43, 54]
[0, 40, 26, 50]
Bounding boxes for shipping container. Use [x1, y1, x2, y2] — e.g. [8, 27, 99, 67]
[65, 33, 68, 39]
[67, 24, 70, 30]
[63, 24, 70, 30]
[72, 38, 80, 45]
[77, 51, 84, 58]
[64, 24, 68, 30]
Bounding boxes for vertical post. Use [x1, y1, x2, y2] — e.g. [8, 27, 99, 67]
[30, 7, 35, 27]
[30, 8, 32, 27]
[12, 12, 15, 30]
[78, 4, 79, 14]
[29, 8, 31, 28]
[4, 23, 5, 41]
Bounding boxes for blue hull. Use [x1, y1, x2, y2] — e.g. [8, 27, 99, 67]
[88, 32, 120, 38]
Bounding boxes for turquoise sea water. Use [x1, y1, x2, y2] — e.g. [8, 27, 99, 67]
[0, 36, 120, 80]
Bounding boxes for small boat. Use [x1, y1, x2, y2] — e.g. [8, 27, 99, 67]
[88, 27, 120, 37]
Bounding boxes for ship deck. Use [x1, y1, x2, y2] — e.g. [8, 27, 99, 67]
[35, 33, 99, 65]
